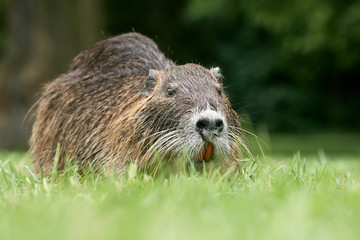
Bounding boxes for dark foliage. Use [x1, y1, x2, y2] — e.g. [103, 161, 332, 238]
[1, 0, 359, 140]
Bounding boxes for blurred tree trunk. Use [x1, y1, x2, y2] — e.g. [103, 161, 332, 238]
[0, 0, 103, 149]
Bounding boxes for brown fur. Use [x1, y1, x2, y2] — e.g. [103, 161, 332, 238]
[30, 32, 246, 174]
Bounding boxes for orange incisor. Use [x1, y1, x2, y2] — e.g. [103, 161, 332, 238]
[198, 142, 213, 161]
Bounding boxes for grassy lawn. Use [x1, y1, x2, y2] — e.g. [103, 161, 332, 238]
[0, 134, 359, 240]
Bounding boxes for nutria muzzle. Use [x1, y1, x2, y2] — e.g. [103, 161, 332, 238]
[193, 109, 226, 162]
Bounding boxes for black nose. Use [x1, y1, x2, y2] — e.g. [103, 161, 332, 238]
[196, 117, 224, 134]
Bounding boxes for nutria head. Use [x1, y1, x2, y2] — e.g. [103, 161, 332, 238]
[130, 63, 244, 171]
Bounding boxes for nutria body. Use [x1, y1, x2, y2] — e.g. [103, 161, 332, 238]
[30, 32, 246, 174]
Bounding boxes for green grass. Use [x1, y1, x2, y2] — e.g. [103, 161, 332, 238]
[0, 135, 360, 240]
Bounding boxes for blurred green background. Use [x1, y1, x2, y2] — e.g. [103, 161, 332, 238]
[0, 0, 359, 150]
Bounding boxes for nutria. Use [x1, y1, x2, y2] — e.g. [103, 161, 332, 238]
[30, 32, 247, 174]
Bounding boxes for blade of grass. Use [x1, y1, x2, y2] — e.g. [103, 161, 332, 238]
[25, 166, 41, 184]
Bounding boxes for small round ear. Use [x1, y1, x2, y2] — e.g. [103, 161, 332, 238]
[145, 69, 159, 93]
[210, 67, 223, 83]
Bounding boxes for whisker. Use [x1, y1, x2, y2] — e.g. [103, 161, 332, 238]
[229, 126, 268, 148]
[143, 130, 181, 161]
[139, 128, 177, 143]
[228, 131, 254, 160]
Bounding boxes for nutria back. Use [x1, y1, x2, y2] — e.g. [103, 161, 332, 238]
[30, 32, 246, 174]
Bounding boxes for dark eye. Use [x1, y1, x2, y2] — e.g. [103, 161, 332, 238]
[166, 86, 176, 97]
